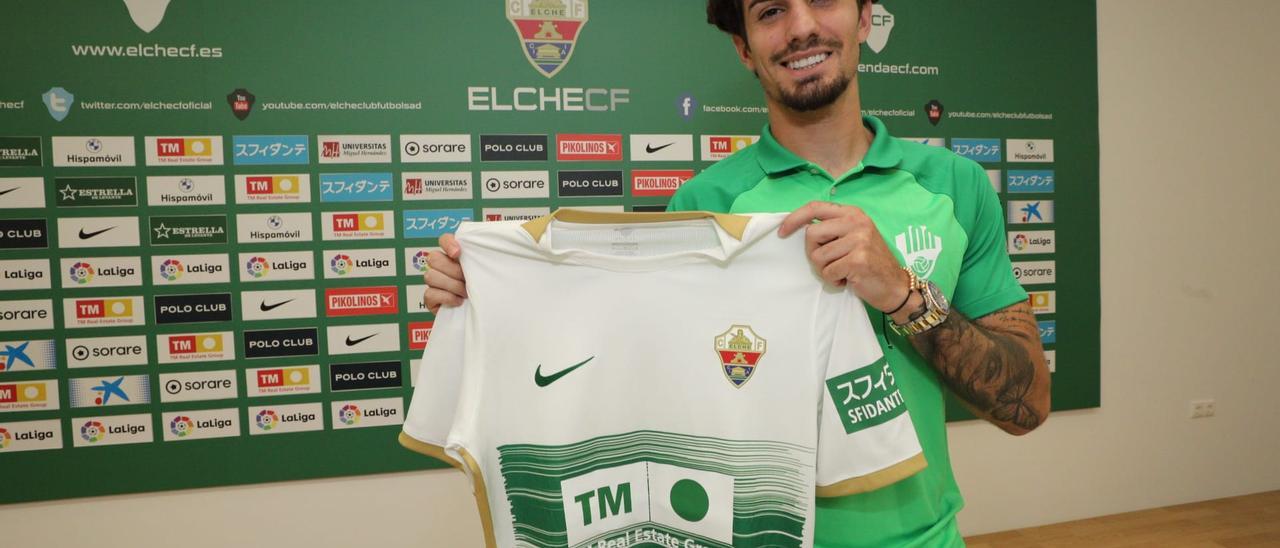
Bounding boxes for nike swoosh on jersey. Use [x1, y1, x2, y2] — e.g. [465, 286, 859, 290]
[345, 333, 376, 346]
[645, 142, 675, 154]
[534, 356, 595, 387]
[78, 226, 115, 239]
[0, 187, 18, 197]
[259, 299, 294, 312]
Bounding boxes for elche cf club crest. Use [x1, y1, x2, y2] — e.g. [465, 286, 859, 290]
[714, 325, 766, 388]
[507, 0, 588, 78]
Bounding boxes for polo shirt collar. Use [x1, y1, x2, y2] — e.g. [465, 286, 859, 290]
[755, 115, 904, 176]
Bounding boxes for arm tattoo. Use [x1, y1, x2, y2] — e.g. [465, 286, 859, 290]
[910, 309, 1043, 430]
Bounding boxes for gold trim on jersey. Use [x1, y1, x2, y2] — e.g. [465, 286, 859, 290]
[521, 208, 751, 242]
[398, 431, 462, 469]
[458, 448, 498, 548]
[815, 452, 928, 498]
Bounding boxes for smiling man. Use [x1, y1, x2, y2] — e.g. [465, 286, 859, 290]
[423, 1, 1050, 546]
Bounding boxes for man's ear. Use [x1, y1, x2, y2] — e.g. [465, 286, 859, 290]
[731, 33, 757, 73]
[857, 0, 873, 44]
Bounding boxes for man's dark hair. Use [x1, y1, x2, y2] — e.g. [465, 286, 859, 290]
[706, 0, 874, 39]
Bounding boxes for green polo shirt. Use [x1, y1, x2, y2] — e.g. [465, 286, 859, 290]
[669, 116, 1027, 548]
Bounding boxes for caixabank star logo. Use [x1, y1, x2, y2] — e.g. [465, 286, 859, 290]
[507, 0, 588, 78]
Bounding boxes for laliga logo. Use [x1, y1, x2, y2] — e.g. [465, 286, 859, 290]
[866, 3, 894, 54]
[122, 0, 172, 33]
[507, 0, 589, 78]
[338, 404, 360, 426]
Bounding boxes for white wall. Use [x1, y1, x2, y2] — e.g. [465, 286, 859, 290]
[4, 1, 1279, 545]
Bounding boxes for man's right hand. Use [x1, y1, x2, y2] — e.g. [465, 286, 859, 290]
[423, 233, 467, 314]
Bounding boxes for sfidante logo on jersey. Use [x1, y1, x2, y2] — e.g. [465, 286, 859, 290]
[631, 170, 693, 197]
[400, 134, 471, 163]
[150, 215, 229, 245]
[1039, 320, 1056, 344]
[59, 257, 140, 289]
[322, 211, 394, 240]
[404, 284, 429, 314]
[0, 419, 62, 453]
[244, 327, 319, 359]
[402, 172, 473, 201]
[236, 212, 314, 243]
[0, 379, 58, 411]
[0, 219, 48, 249]
[323, 248, 396, 279]
[56, 216, 140, 249]
[73, 414, 152, 447]
[0, 137, 42, 167]
[241, 289, 317, 321]
[479, 134, 548, 162]
[329, 361, 402, 391]
[408, 321, 433, 350]
[158, 331, 232, 364]
[145, 136, 224, 166]
[1, 259, 50, 290]
[506, 0, 587, 78]
[1012, 261, 1056, 285]
[558, 170, 622, 197]
[55, 177, 138, 207]
[1, 339, 56, 372]
[162, 408, 239, 442]
[403, 209, 473, 238]
[714, 324, 766, 388]
[325, 286, 397, 317]
[247, 365, 320, 397]
[556, 134, 621, 161]
[319, 172, 393, 202]
[68, 374, 150, 408]
[0, 300, 54, 332]
[1028, 291, 1056, 315]
[629, 134, 694, 162]
[404, 248, 439, 276]
[235, 174, 311, 203]
[232, 135, 309, 166]
[52, 136, 136, 167]
[237, 251, 315, 282]
[147, 175, 227, 206]
[248, 403, 323, 436]
[154, 293, 233, 324]
[1007, 139, 1054, 163]
[481, 207, 549, 222]
[160, 370, 237, 403]
[63, 296, 145, 328]
[326, 323, 399, 356]
[0, 177, 45, 209]
[826, 356, 907, 433]
[1007, 200, 1055, 224]
[950, 138, 1002, 163]
[317, 134, 392, 164]
[331, 397, 403, 429]
[66, 335, 146, 369]
[151, 254, 229, 285]
[700, 135, 758, 161]
[481, 170, 550, 199]
[1006, 170, 1055, 193]
[1008, 230, 1056, 255]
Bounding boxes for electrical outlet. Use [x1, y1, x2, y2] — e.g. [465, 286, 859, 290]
[1190, 399, 1216, 419]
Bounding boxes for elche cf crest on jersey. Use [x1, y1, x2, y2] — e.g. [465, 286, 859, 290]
[402, 210, 925, 548]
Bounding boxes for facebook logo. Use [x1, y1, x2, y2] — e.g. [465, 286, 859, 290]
[677, 94, 696, 120]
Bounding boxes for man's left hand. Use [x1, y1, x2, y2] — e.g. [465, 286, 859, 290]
[778, 201, 910, 313]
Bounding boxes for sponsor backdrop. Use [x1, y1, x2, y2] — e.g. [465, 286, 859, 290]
[0, 1, 1098, 503]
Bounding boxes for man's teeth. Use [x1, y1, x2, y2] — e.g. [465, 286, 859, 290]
[787, 53, 828, 70]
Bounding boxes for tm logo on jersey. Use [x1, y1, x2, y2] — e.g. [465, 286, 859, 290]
[895, 225, 942, 279]
[714, 325, 766, 388]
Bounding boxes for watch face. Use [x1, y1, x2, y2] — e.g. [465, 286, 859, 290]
[926, 281, 950, 313]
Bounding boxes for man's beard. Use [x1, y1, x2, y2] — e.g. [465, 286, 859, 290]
[776, 73, 851, 112]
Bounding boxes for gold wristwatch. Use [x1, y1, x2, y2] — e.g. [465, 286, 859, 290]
[889, 275, 950, 336]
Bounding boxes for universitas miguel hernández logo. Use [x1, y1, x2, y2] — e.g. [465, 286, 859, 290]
[507, 0, 588, 78]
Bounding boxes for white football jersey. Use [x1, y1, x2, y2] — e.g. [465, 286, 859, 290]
[402, 210, 924, 548]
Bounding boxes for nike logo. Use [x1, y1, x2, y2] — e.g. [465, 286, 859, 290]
[645, 142, 675, 154]
[78, 226, 115, 240]
[259, 299, 294, 312]
[0, 187, 17, 197]
[534, 356, 595, 387]
[345, 333, 376, 346]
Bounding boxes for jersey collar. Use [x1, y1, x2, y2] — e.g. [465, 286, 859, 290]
[755, 115, 904, 176]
